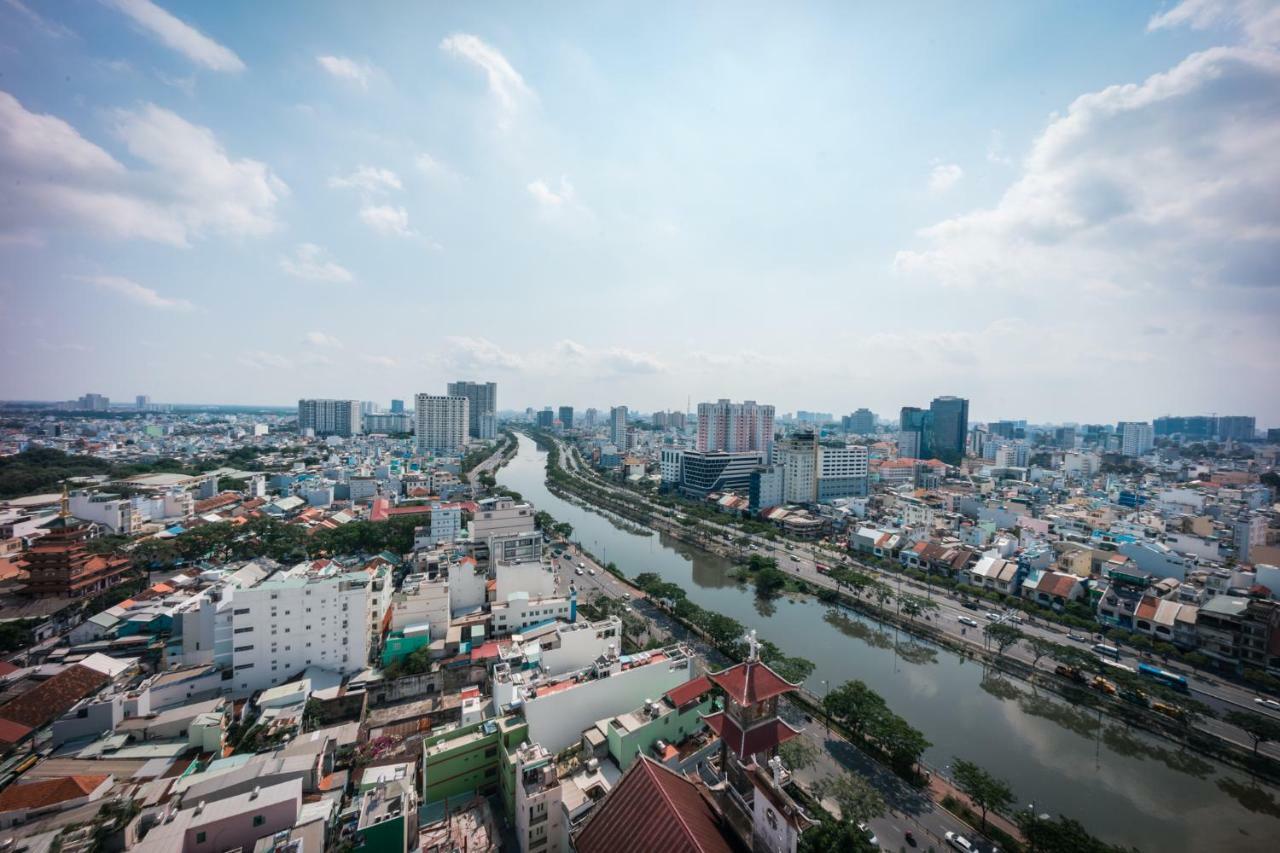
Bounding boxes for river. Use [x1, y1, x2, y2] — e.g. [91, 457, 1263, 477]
[499, 434, 1280, 851]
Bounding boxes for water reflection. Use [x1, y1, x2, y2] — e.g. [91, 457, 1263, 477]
[500, 434, 1280, 852]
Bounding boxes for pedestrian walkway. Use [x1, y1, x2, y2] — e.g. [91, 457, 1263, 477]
[927, 770, 1025, 845]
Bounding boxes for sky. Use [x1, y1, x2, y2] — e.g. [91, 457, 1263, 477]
[0, 0, 1277, 425]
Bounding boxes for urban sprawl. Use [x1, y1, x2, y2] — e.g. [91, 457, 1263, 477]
[0, 389, 1276, 853]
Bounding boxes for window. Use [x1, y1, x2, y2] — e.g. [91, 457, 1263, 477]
[233, 608, 250, 615]
[234, 645, 254, 652]
[234, 626, 254, 634]
[485, 746, 497, 758]
[196, 831, 207, 843]
[253, 815, 265, 827]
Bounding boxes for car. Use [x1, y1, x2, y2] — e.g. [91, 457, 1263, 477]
[945, 831, 974, 852]
[588, 569, 596, 576]
[748, 544, 758, 551]
[577, 561, 586, 569]
[790, 555, 801, 563]
[575, 568, 583, 576]
[959, 616, 979, 628]
[1004, 613, 1024, 624]
[857, 822, 878, 847]
[1067, 632, 1088, 642]
[985, 612, 1003, 621]
[1255, 697, 1280, 712]
[962, 600, 981, 611]
[622, 593, 631, 600]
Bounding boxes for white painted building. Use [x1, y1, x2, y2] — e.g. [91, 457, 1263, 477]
[415, 394, 470, 454]
[659, 447, 685, 483]
[491, 592, 574, 636]
[471, 496, 536, 541]
[69, 490, 136, 534]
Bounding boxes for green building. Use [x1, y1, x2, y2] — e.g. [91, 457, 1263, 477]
[382, 623, 431, 667]
[421, 714, 528, 818]
[592, 692, 718, 771]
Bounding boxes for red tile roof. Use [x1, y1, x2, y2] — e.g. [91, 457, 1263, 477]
[706, 660, 798, 707]
[0, 718, 33, 745]
[574, 755, 737, 853]
[0, 775, 109, 811]
[701, 712, 802, 759]
[469, 641, 502, 663]
[664, 675, 712, 709]
[0, 664, 109, 731]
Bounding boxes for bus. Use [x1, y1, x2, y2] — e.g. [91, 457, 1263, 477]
[1092, 643, 1121, 660]
[1137, 662, 1189, 692]
[816, 563, 830, 575]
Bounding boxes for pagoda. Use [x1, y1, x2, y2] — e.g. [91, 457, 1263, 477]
[22, 489, 132, 598]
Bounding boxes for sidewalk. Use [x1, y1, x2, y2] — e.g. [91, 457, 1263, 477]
[927, 770, 1025, 845]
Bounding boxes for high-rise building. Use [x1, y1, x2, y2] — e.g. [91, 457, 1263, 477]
[416, 394, 470, 454]
[898, 406, 931, 459]
[610, 406, 628, 448]
[817, 444, 869, 501]
[361, 401, 377, 416]
[446, 381, 498, 440]
[297, 399, 361, 437]
[135, 395, 151, 410]
[583, 408, 599, 428]
[776, 431, 818, 504]
[390, 398, 405, 414]
[1153, 415, 1215, 440]
[558, 406, 574, 430]
[695, 399, 775, 458]
[78, 393, 109, 411]
[678, 450, 764, 498]
[1119, 421, 1154, 457]
[537, 408, 555, 428]
[1217, 416, 1256, 442]
[928, 396, 969, 464]
[843, 408, 875, 435]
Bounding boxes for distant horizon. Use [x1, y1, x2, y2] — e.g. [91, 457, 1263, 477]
[2, 395, 1273, 431]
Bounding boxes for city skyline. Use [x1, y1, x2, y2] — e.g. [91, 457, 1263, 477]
[2, 1, 1277, 423]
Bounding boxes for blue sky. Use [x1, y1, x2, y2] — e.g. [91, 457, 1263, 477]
[1, 0, 1277, 425]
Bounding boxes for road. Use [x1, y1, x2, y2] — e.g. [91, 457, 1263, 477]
[538, 531, 1001, 852]
[548, 434, 1280, 756]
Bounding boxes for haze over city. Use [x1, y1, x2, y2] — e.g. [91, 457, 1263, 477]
[2, 1, 1278, 423]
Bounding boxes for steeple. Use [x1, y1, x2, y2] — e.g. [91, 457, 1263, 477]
[59, 482, 70, 518]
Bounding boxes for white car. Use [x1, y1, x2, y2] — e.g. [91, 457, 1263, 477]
[945, 831, 975, 852]
[577, 561, 586, 569]
[575, 568, 583, 576]
[1255, 697, 1280, 712]
[857, 822, 877, 846]
[588, 568, 596, 576]
[958, 616, 979, 628]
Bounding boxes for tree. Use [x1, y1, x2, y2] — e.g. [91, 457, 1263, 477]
[1027, 636, 1058, 670]
[870, 713, 931, 772]
[778, 737, 819, 772]
[984, 622, 1026, 657]
[815, 771, 886, 826]
[1224, 709, 1280, 756]
[799, 819, 878, 853]
[952, 757, 1015, 833]
[753, 566, 789, 598]
[823, 680, 888, 741]
[1016, 812, 1141, 853]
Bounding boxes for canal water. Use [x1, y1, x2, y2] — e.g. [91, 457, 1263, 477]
[500, 434, 1280, 852]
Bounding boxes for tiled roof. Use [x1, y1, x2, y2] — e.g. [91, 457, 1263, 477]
[0, 664, 109, 730]
[0, 775, 109, 810]
[702, 711, 802, 759]
[664, 675, 712, 709]
[0, 717, 33, 745]
[574, 755, 737, 853]
[706, 660, 799, 707]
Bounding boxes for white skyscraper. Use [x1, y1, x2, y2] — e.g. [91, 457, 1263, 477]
[1119, 421, 1154, 457]
[416, 394, 470, 454]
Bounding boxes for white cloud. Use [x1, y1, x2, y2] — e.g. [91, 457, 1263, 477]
[329, 165, 402, 194]
[105, 0, 244, 72]
[442, 336, 526, 371]
[237, 350, 293, 370]
[1148, 0, 1280, 46]
[316, 55, 375, 88]
[359, 204, 414, 237]
[80, 274, 194, 311]
[6, 0, 74, 38]
[928, 162, 964, 192]
[894, 46, 1280, 293]
[549, 339, 665, 376]
[281, 244, 353, 283]
[440, 34, 533, 127]
[0, 92, 285, 247]
[359, 354, 399, 368]
[303, 331, 343, 348]
[416, 152, 459, 181]
[527, 177, 573, 207]
[111, 103, 287, 239]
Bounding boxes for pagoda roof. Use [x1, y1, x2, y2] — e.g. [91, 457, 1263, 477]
[706, 659, 799, 707]
[701, 711, 802, 759]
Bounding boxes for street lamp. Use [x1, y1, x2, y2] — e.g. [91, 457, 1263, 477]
[820, 679, 830, 734]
